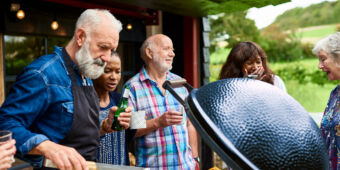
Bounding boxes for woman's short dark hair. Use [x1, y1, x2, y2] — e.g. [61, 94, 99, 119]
[219, 41, 274, 84]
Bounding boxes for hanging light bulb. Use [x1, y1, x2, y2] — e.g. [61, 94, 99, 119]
[10, 3, 20, 12]
[126, 23, 132, 30]
[51, 20, 59, 30]
[16, 9, 25, 20]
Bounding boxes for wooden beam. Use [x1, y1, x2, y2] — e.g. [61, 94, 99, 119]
[0, 33, 4, 105]
[40, 0, 155, 20]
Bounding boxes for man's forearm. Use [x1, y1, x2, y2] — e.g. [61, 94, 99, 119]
[28, 140, 53, 155]
[135, 118, 160, 137]
[187, 120, 199, 157]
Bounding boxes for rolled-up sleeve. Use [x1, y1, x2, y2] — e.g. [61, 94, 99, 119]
[0, 69, 49, 156]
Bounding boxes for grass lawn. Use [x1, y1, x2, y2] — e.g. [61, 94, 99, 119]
[269, 58, 318, 69]
[285, 80, 333, 113]
[210, 48, 230, 64]
[293, 24, 338, 44]
[296, 24, 337, 38]
[270, 59, 335, 112]
[210, 64, 223, 82]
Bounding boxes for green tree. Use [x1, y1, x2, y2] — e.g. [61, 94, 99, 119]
[5, 36, 45, 75]
[259, 24, 307, 62]
[273, 1, 340, 30]
[209, 11, 260, 50]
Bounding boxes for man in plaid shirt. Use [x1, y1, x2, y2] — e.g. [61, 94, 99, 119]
[124, 34, 199, 169]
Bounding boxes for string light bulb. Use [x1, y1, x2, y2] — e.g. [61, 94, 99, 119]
[16, 9, 25, 20]
[10, 3, 20, 12]
[126, 23, 132, 30]
[51, 20, 59, 30]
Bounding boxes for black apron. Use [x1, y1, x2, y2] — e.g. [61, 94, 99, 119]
[58, 48, 100, 161]
[36, 48, 100, 170]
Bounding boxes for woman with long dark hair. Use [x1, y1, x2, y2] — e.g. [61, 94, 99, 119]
[219, 41, 286, 91]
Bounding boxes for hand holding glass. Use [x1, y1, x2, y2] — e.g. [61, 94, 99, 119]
[0, 130, 16, 169]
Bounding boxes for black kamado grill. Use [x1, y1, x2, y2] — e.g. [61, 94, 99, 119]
[163, 78, 328, 170]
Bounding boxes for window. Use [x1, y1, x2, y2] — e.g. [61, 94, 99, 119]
[4, 35, 69, 96]
[3, 34, 142, 96]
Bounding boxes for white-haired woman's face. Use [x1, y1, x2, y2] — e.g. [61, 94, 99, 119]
[317, 50, 340, 81]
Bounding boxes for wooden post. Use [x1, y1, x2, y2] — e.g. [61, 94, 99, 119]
[183, 16, 200, 88]
[146, 11, 162, 37]
[0, 33, 4, 105]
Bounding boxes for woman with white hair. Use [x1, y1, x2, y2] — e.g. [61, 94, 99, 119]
[313, 32, 340, 170]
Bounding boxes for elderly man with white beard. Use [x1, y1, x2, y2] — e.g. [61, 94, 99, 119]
[0, 9, 132, 170]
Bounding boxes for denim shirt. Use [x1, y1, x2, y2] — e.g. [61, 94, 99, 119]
[0, 46, 93, 166]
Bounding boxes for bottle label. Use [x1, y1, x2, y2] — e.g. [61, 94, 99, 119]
[123, 87, 130, 98]
[111, 86, 130, 131]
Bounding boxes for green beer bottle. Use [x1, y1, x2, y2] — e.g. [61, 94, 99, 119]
[111, 86, 130, 131]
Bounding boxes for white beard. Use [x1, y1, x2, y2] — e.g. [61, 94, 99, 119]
[75, 41, 106, 79]
[153, 53, 172, 72]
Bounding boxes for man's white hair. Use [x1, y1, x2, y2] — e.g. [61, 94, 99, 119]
[140, 38, 156, 63]
[313, 32, 340, 63]
[74, 9, 122, 39]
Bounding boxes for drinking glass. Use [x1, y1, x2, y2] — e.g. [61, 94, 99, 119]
[0, 130, 12, 143]
[0, 130, 15, 163]
[179, 106, 186, 125]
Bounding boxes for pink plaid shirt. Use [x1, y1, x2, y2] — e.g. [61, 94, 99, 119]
[124, 67, 196, 170]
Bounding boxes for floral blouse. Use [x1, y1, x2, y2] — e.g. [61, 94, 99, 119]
[321, 85, 340, 170]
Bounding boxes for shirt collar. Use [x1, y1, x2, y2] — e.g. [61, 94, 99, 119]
[139, 66, 150, 82]
[62, 48, 79, 72]
[139, 66, 173, 83]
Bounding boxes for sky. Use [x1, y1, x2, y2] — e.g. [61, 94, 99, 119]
[246, 0, 337, 29]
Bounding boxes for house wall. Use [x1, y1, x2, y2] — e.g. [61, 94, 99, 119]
[0, 1, 201, 103]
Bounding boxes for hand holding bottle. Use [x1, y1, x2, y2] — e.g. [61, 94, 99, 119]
[107, 106, 132, 131]
[110, 86, 131, 131]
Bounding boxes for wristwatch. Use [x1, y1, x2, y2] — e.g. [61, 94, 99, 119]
[194, 157, 200, 163]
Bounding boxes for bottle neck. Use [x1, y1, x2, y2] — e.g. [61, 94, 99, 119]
[118, 97, 128, 106]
